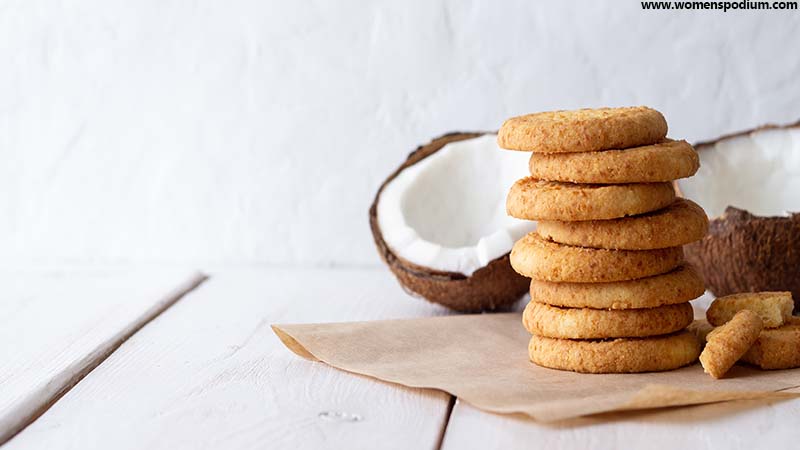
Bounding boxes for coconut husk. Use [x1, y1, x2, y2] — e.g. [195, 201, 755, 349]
[369, 132, 529, 312]
[685, 207, 800, 311]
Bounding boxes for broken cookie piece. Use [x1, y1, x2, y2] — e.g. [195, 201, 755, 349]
[741, 317, 800, 370]
[706, 292, 793, 329]
[700, 310, 763, 379]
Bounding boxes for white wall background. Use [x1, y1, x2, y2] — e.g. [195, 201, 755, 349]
[1, 0, 798, 267]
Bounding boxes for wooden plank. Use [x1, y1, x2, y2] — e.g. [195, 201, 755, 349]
[441, 392, 800, 450]
[5, 268, 455, 450]
[0, 269, 205, 445]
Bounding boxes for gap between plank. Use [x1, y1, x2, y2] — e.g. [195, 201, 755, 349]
[0, 272, 209, 447]
[434, 395, 457, 450]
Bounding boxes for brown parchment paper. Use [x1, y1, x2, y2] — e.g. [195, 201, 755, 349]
[272, 313, 800, 422]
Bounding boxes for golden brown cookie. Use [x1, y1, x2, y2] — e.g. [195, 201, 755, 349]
[528, 140, 699, 183]
[528, 331, 700, 373]
[699, 310, 763, 379]
[498, 106, 667, 153]
[507, 178, 676, 221]
[706, 292, 793, 329]
[529, 263, 704, 309]
[536, 198, 709, 250]
[511, 232, 683, 282]
[741, 317, 800, 369]
[523, 301, 693, 339]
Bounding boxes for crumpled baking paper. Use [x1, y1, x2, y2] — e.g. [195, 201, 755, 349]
[273, 313, 800, 422]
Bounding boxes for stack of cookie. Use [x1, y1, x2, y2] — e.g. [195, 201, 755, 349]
[499, 106, 710, 373]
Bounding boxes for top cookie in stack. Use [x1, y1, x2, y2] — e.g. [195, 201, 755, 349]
[499, 106, 709, 374]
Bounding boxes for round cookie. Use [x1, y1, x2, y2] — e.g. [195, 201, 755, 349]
[528, 331, 700, 373]
[528, 140, 699, 183]
[741, 317, 800, 369]
[507, 178, 676, 221]
[700, 310, 763, 379]
[529, 263, 705, 309]
[511, 232, 683, 282]
[536, 198, 708, 250]
[498, 106, 667, 153]
[523, 301, 694, 339]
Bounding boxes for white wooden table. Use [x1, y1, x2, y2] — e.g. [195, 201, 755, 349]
[2, 267, 798, 450]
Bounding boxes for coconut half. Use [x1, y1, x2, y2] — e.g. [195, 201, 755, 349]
[678, 121, 800, 310]
[369, 132, 535, 311]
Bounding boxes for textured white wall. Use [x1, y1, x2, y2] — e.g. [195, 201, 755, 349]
[1, 0, 798, 266]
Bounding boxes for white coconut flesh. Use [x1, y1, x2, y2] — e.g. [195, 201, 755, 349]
[679, 126, 800, 218]
[378, 135, 535, 276]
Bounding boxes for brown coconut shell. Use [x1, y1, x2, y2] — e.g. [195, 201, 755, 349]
[683, 121, 800, 311]
[369, 132, 530, 312]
